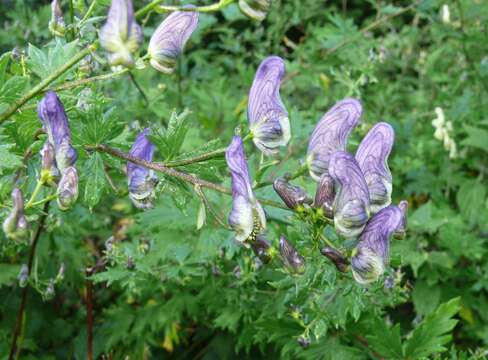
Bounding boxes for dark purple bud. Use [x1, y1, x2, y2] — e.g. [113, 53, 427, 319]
[226, 136, 266, 244]
[49, 0, 65, 36]
[307, 98, 362, 181]
[238, 0, 271, 21]
[297, 336, 311, 349]
[320, 246, 349, 272]
[127, 129, 158, 209]
[126, 256, 135, 270]
[313, 174, 335, 219]
[148, 10, 199, 74]
[251, 234, 272, 264]
[279, 234, 305, 274]
[329, 151, 370, 239]
[57, 167, 79, 210]
[3, 188, 29, 241]
[99, 0, 143, 67]
[273, 177, 311, 210]
[37, 91, 77, 172]
[394, 200, 408, 239]
[248, 56, 290, 155]
[351, 205, 403, 284]
[356, 122, 394, 213]
[18, 264, 29, 288]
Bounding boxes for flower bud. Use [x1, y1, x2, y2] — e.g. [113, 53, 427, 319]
[238, 0, 271, 21]
[49, 0, 65, 37]
[297, 336, 311, 349]
[127, 129, 159, 209]
[99, 0, 143, 67]
[148, 10, 199, 74]
[57, 167, 79, 211]
[44, 279, 55, 300]
[250, 234, 272, 264]
[394, 200, 408, 239]
[40, 142, 59, 186]
[313, 174, 335, 219]
[18, 264, 29, 288]
[279, 235, 305, 274]
[320, 246, 349, 272]
[3, 188, 29, 241]
[273, 177, 311, 210]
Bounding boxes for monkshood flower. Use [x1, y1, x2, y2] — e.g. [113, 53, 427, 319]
[2, 188, 29, 241]
[279, 235, 305, 274]
[248, 56, 290, 155]
[351, 205, 403, 284]
[49, 0, 65, 37]
[306, 98, 362, 181]
[57, 167, 79, 211]
[127, 129, 158, 209]
[251, 235, 272, 264]
[329, 151, 370, 239]
[226, 136, 266, 244]
[394, 200, 408, 239]
[40, 142, 59, 186]
[355, 122, 394, 214]
[37, 91, 77, 172]
[313, 174, 335, 220]
[238, 0, 271, 21]
[273, 177, 311, 210]
[320, 246, 349, 273]
[148, 10, 199, 74]
[99, 0, 143, 67]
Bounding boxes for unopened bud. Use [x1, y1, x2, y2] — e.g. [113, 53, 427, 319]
[18, 264, 29, 288]
[49, 0, 65, 37]
[297, 336, 310, 349]
[313, 174, 335, 219]
[273, 177, 311, 210]
[44, 279, 55, 300]
[394, 200, 408, 239]
[57, 167, 79, 211]
[40, 142, 59, 186]
[279, 235, 305, 274]
[238, 0, 271, 21]
[320, 246, 349, 272]
[250, 235, 272, 264]
[3, 188, 29, 241]
[126, 256, 135, 270]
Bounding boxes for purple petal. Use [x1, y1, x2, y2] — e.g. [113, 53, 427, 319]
[148, 10, 199, 74]
[273, 177, 310, 210]
[57, 167, 79, 210]
[2, 188, 29, 241]
[279, 234, 305, 274]
[313, 174, 335, 219]
[248, 56, 290, 155]
[329, 151, 370, 238]
[356, 122, 394, 213]
[320, 246, 349, 272]
[307, 98, 362, 181]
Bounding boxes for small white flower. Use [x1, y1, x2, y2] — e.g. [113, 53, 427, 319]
[441, 4, 450, 24]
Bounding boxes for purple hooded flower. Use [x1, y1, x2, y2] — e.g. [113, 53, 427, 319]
[394, 200, 408, 239]
[127, 129, 158, 209]
[248, 56, 290, 155]
[148, 10, 199, 74]
[356, 122, 394, 213]
[329, 151, 370, 239]
[226, 136, 266, 244]
[313, 174, 335, 220]
[238, 0, 272, 21]
[320, 246, 349, 273]
[279, 234, 305, 274]
[273, 177, 311, 210]
[99, 0, 143, 67]
[37, 91, 77, 172]
[57, 167, 79, 211]
[351, 205, 403, 284]
[3, 188, 29, 241]
[307, 98, 362, 181]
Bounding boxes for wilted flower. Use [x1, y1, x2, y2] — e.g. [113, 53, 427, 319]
[40, 142, 59, 186]
[273, 177, 310, 210]
[37, 91, 77, 172]
[279, 235, 305, 274]
[226, 136, 266, 244]
[99, 0, 143, 67]
[329, 151, 370, 239]
[320, 246, 349, 272]
[355, 122, 394, 214]
[307, 98, 362, 181]
[238, 0, 271, 21]
[351, 205, 403, 284]
[49, 0, 65, 37]
[251, 235, 272, 264]
[313, 174, 335, 220]
[248, 56, 290, 155]
[148, 10, 199, 74]
[2, 188, 29, 241]
[127, 129, 158, 209]
[57, 167, 79, 210]
[394, 200, 408, 239]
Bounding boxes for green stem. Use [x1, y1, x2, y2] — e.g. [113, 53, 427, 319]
[27, 194, 57, 209]
[51, 68, 129, 93]
[156, 0, 235, 13]
[254, 163, 308, 190]
[80, 0, 99, 25]
[25, 180, 45, 209]
[165, 147, 227, 167]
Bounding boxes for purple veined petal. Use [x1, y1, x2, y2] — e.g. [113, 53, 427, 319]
[57, 167, 79, 211]
[99, 0, 143, 67]
[2, 188, 29, 241]
[320, 246, 349, 272]
[351, 205, 403, 284]
[226, 136, 266, 243]
[248, 56, 290, 155]
[127, 128, 158, 209]
[148, 10, 199, 74]
[273, 177, 311, 210]
[238, 0, 272, 21]
[313, 174, 335, 219]
[37, 91, 77, 172]
[356, 122, 394, 213]
[394, 200, 408, 239]
[279, 234, 305, 274]
[329, 151, 370, 239]
[306, 98, 362, 181]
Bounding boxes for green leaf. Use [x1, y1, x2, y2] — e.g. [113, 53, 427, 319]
[150, 109, 191, 161]
[0, 263, 21, 288]
[83, 153, 106, 209]
[366, 319, 404, 359]
[461, 125, 488, 152]
[456, 179, 486, 226]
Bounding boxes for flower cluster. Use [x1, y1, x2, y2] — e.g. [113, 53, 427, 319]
[432, 106, 457, 159]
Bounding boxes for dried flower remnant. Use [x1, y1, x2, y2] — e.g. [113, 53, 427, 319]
[273, 177, 311, 210]
[238, 0, 272, 21]
[313, 174, 335, 220]
[307, 98, 362, 181]
[248, 56, 290, 155]
[356, 122, 394, 214]
[99, 0, 143, 67]
[279, 235, 305, 274]
[226, 136, 266, 244]
[351, 205, 403, 284]
[127, 129, 158, 209]
[148, 10, 199, 74]
[329, 151, 370, 239]
[49, 0, 65, 36]
[2, 188, 29, 241]
[57, 167, 79, 211]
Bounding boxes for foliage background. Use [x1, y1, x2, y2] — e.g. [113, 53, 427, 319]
[0, 0, 487, 358]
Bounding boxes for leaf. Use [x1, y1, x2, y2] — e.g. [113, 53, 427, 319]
[366, 320, 404, 359]
[0, 263, 21, 288]
[412, 280, 441, 317]
[404, 297, 460, 358]
[456, 179, 486, 226]
[150, 109, 191, 160]
[83, 153, 106, 209]
[461, 125, 488, 152]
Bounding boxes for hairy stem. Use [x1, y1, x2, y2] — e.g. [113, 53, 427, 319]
[165, 148, 227, 167]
